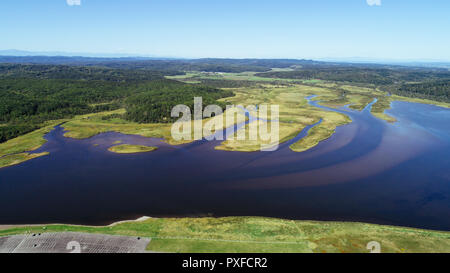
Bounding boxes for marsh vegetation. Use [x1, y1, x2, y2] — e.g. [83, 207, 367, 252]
[108, 144, 157, 154]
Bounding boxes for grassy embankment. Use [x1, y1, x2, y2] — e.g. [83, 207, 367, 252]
[0, 152, 50, 169]
[108, 144, 157, 154]
[1, 217, 449, 253]
[390, 95, 450, 108]
[0, 120, 66, 168]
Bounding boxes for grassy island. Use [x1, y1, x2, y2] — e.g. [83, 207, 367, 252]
[108, 144, 158, 154]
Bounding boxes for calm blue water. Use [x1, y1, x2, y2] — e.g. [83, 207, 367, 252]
[0, 100, 449, 230]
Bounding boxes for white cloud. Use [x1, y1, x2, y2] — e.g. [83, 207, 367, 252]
[67, 0, 81, 6]
[366, 0, 381, 6]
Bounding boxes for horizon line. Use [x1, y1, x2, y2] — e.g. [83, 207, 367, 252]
[1, 49, 450, 64]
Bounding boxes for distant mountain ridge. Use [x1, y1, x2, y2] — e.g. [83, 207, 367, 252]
[0, 49, 158, 58]
[0, 52, 449, 72]
[0, 55, 323, 73]
[1, 50, 449, 69]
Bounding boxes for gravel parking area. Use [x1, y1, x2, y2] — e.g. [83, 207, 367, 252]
[0, 232, 151, 253]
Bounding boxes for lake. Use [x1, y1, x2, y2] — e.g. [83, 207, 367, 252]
[0, 100, 449, 230]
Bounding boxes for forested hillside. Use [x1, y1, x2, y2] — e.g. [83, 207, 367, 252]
[256, 66, 450, 84]
[124, 80, 233, 123]
[0, 57, 278, 73]
[0, 64, 172, 81]
[0, 64, 233, 143]
[395, 81, 449, 102]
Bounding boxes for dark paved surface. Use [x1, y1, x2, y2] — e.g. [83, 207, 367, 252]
[0, 232, 151, 253]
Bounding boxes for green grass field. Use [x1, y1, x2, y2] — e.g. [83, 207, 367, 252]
[1, 217, 449, 253]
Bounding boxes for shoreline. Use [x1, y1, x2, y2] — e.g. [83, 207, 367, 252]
[1, 94, 448, 169]
[1, 215, 449, 234]
[1, 216, 449, 253]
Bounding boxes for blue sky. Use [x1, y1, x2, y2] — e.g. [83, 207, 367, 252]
[1, 0, 449, 60]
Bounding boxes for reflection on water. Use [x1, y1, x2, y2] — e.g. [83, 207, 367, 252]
[0, 100, 449, 231]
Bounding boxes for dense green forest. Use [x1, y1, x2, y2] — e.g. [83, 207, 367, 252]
[256, 67, 450, 85]
[124, 80, 233, 123]
[0, 57, 282, 73]
[393, 80, 450, 102]
[0, 64, 233, 143]
[0, 64, 173, 81]
[257, 68, 395, 84]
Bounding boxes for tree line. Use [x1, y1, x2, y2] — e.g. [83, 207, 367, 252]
[0, 64, 234, 143]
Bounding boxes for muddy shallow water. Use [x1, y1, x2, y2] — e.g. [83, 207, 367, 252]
[0, 100, 449, 230]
